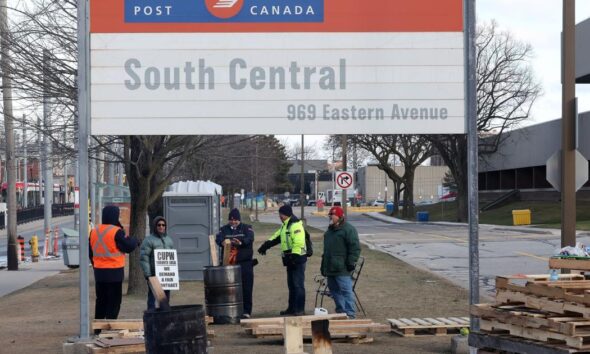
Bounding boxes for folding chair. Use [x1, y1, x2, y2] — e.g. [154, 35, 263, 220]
[314, 256, 366, 317]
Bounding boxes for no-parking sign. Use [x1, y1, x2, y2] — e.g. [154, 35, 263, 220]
[89, 0, 464, 135]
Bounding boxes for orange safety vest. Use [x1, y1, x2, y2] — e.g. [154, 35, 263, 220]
[90, 225, 125, 269]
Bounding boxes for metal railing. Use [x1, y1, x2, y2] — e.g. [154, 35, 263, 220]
[0, 203, 74, 230]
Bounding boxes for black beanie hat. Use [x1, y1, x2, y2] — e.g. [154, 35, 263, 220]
[279, 204, 293, 217]
[228, 208, 241, 221]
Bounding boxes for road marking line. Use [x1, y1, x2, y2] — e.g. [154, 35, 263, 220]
[514, 251, 549, 262]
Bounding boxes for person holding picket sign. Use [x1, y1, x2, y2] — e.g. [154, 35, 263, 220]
[140, 216, 175, 310]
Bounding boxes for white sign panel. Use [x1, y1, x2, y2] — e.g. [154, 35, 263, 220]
[154, 249, 180, 290]
[336, 171, 354, 190]
[90, 0, 464, 135]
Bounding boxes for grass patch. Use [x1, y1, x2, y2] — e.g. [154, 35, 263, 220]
[410, 200, 590, 230]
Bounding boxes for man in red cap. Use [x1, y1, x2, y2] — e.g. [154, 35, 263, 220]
[320, 206, 360, 318]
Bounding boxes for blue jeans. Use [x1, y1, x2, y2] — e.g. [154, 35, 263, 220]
[327, 275, 355, 318]
[147, 280, 171, 310]
[286, 262, 306, 314]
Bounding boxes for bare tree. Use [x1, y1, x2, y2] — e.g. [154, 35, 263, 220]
[430, 20, 542, 221]
[351, 135, 433, 218]
[2, 0, 238, 295]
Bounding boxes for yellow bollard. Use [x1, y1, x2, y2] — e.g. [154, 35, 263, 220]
[29, 235, 40, 262]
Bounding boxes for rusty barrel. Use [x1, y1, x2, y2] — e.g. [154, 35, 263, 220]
[204, 265, 243, 324]
[143, 304, 207, 354]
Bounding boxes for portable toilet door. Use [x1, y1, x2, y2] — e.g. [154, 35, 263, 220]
[164, 195, 214, 281]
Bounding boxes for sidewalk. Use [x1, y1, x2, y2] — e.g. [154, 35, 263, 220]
[0, 216, 74, 297]
[0, 258, 68, 297]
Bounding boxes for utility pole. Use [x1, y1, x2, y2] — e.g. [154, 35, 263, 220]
[43, 49, 53, 236]
[63, 126, 67, 203]
[1, 0, 18, 271]
[300, 135, 305, 223]
[561, 0, 576, 247]
[22, 117, 27, 208]
[254, 138, 259, 222]
[341, 135, 347, 217]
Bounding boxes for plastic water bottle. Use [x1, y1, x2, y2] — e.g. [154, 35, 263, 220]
[549, 269, 559, 282]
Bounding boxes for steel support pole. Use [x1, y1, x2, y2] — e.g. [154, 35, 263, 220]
[300, 135, 305, 223]
[1, 0, 18, 271]
[464, 0, 480, 332]
[342, 135, 347, 217]
[561, 0, 576, 248]
[77, 0, 90, 339]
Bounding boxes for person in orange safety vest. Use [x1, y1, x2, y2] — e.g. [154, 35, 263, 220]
[89, 206, 138, 331]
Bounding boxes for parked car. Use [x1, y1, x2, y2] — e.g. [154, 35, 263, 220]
[307, 200, 317, 206]
[371, 200, 385, 206]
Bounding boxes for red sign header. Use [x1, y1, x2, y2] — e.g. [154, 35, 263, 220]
[90, 0, 463, 33]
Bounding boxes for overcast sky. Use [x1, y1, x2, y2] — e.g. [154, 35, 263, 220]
[281, 1, 590, 158]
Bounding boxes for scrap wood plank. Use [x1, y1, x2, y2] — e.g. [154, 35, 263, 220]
[480, 319, 590, 350]
[388, 317, 469, 337]
[92, 320, 143, 331]
[90, 344, 145, 354]
[240, 313, 347, 328]
[250, 324, 389, 336]
[550, 258, 590, 271]
[93, 338, 145, 348]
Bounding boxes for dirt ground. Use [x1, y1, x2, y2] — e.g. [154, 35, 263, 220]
[0, 228, 469, 354]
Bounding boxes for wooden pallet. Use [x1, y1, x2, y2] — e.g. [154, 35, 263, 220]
[480, 319, 590, 350]
[550, 258, 590, 271]
[470, 332, 590, 354]
[241, 314, 389, 342]
[496, 276, 590, 306]
[496, 289, 590, 318]
[387, 317, 470, 337]
[471, 304, 590, 336]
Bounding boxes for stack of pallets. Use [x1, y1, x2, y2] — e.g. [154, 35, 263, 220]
[472, 273, 590, 351]
[388, 317, 470, 337]
[240, 313, 390, 343]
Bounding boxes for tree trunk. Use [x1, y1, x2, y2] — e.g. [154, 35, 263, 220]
[404, 172, 415, 218]
[126, 176, 149, 296]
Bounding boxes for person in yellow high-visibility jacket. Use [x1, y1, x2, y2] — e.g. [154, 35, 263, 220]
[258, 205, 307, 316]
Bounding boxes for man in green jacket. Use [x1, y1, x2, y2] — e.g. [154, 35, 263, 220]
[321, 206, 360, 319]
[140, 216, 176, 310]
[258, 205, 307, 316]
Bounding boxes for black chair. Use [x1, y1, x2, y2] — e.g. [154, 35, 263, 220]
[314, 256, 366, 317]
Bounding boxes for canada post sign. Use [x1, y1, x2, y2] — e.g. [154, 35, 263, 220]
[125, 0, 324, 23]
[89, 0, 465, 135]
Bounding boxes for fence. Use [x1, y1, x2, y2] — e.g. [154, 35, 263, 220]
[0, 203, 74, 230]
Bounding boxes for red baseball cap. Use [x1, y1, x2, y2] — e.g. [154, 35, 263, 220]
[329, 206, 344, 218]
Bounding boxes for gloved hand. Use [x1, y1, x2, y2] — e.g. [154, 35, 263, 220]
[346, 263, 356, 272]
[258, 241, 271, 255]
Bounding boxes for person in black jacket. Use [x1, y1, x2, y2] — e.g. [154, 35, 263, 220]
[216, 208, 255, 318]
[89, 206, 138, 331]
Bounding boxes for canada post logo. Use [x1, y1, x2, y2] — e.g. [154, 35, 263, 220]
[205, 0, 244, 19]
[125, 0, 324, 23]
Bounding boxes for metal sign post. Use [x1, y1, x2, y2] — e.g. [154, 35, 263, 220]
[77, 0, 91, 339]
[464, 0, 480, 333]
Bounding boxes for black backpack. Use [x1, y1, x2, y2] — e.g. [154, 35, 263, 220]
[287, 217, 313, 257]
[304, 229, 313, 257]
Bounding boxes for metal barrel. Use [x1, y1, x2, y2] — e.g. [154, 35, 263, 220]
[204, 265, 243, 324]
[143, 304, 207, 354]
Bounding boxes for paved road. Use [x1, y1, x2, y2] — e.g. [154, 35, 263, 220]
[0, 216, 75, 261]
[258, 210, 590, 297]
